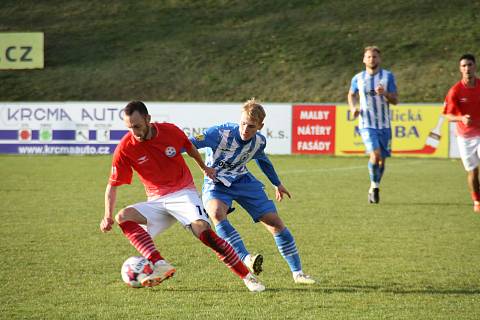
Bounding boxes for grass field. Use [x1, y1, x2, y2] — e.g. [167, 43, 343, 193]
[1, 155, 479, 319]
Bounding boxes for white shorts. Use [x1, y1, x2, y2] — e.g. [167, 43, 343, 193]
[128, 188, 211, 238]
[457, 136, 480, 171]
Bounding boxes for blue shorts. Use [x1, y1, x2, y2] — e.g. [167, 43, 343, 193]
[360, 128, 392, 158]
[202, 173, 277, 222]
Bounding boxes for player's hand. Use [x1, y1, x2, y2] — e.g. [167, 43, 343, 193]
[100, 216, 114, 233]
[350, 108, 360, 119]
[275, 184, 291, 202]
[375, 84, 385, 96]
[462, 114, 472, 126]
[203, 166, 216, 180]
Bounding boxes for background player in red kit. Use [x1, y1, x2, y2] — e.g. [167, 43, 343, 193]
[99, 101, 265, 292]
[444, 54, 480, 213]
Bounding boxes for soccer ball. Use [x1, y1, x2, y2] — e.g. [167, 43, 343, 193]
[121, 256, 153, 288]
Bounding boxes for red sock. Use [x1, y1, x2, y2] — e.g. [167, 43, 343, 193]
[199, 229, 249, 278]
[471, 192, 480, 202]
[119, 221, 163, 264]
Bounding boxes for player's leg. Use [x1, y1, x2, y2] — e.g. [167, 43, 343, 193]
[116, 202, 177, 287]
[373, 128, 392, 203]
[361, 128, 382, 203]
[116, 207, 164, 266]
[203, 183, 260, 273]
[166, 189, 265, 292]
[367, 149, 382, 203]
[188, 219, 264, 292]
[205, 199, 251, 262]
[457, 136, 480, 212]
[368, 148, 382, 183]
[258, 213, 315, 284]
[379, 157, 386, 182]
[362, 128, 389, 203]
[467, 168, 480, 212]
[235, 176, 315, 284]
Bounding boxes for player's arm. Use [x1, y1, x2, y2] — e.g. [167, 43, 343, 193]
[100, 184, 117, 233]
[382, 73, 399, 105]
[185, 143, 216, 180]
[443, 88, 471, 125]
[101, 145, 132, 233]
[348, 76, 360, 118]
[383, 91, 398, 105]
[189, 125, 220, 150]
[347, 89, 360, 118]
[381, 82, 398, 104]
[445, 114, 472, 125]
[254, 151, 291, 201]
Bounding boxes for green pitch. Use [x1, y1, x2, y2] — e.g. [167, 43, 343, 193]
[1, 155, 479, 319]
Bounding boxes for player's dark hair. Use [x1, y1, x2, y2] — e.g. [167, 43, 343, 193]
[460, 54, 476, 64]
[124, 101, 149, 116]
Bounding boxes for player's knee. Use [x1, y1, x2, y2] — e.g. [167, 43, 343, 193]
[261, 213, 285, 234]
[115, 209, 126, 224]
[115, 207, 136, 224]
[370, 153, 381, 164]
[190, 220, 210, 236]
[209, 209, 227, 223]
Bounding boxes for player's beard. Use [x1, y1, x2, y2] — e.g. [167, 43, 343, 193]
[140, 126, 151, 141]
[369, 63, 379, 71]
[134, 125, 151, 142]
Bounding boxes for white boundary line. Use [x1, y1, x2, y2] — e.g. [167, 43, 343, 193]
[277, 160, 428, 175]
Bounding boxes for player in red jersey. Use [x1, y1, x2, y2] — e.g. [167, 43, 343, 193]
[99, 101, 264, 292]
[443, 54, 480, 213]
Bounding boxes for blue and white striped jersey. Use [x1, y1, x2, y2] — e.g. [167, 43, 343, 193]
[350, 68, 397, 129]
[189, 123, 281, 187]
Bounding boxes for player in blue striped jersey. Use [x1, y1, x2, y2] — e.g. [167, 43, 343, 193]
[348, 46, 399, 203]
[190, 98, 315, 285]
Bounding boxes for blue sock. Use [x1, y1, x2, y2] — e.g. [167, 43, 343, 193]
[368, 161, 380, 184]
[379, 164, 385, 182]
[274, 228, 302, 272]
[215, 220, 249, 261]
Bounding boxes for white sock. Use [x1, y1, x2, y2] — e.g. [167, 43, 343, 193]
[154, 259, 167, 267]
[292, 271, 303, 278]
[243, 272, 254, 280]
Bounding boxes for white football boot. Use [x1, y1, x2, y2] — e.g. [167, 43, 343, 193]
[293, 272, 316, 285]
[141, 260, 176, 287]
[243, 273, 266, 292]
[243, 253, 263, 275]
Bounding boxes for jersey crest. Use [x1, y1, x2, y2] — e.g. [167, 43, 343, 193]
[165, 146, 176, 157]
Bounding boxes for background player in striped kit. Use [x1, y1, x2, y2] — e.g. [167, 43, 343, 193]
[190, 98, 315, 284]
[347, 46, 399, 203]
[99, 101, 265, 292]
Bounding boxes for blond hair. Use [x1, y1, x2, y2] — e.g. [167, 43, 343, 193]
[242, 98, 266, 124]
[364, 45, 381, 54]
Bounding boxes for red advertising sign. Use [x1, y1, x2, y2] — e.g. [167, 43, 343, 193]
[292, 105, 335, 154]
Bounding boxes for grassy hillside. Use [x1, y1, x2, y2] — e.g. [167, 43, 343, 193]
[0, 0, 479, 102]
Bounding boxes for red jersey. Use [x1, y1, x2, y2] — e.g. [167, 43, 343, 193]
[109, 122, 196, 198]
[443, 78, 480, 137]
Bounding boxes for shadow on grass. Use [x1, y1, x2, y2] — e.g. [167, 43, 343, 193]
[318, 285, 480, 295]
[156, 285, 480, 295]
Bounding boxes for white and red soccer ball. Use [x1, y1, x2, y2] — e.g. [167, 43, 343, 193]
[121, 256, 153, 288]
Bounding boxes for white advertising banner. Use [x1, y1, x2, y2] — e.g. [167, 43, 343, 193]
[0, 102, 292, 154]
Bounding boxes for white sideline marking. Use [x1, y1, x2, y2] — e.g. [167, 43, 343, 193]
[277, 160, 425, 175]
